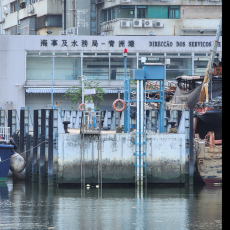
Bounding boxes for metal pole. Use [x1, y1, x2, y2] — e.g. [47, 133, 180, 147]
[17, 0, 19, 34]
[82, 75, 84, 104]
[51, 55, 54, 109]
[124, 55, 127, 133]
[162, 79, 165, 133]
[118, 91, 120, 127]
[128, 80, 130, 133]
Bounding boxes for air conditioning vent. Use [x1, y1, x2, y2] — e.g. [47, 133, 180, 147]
[133, 20, 142, 27]
[144, 20, 153, 27]
[153, 21, 164, 28]
[27, 5, 34, 14]
[120, 21, 130, 27]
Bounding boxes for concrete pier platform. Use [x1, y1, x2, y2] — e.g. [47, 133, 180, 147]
[58, 130, 186, 184]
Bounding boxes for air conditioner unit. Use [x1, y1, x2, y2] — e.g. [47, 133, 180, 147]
[133, 20, 142, 27]
[144, 20, 153, 27]
[0, 17, 5, 23]
[67, 28, 72, 34]
[59, 30, 67, 35]
[120, 21, 130, 27]
[153, 21, 164, 28]
[2, 6, 9, 15]
[66, 27, 78, 35]
[27, 5, 34, 14]
[121, 0, 130, 2]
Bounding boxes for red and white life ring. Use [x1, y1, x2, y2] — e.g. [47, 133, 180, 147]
[112, 99, 126, 112]
[78, 103, 85, 111]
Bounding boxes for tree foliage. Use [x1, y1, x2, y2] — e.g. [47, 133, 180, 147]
[63, 79, 105, 110]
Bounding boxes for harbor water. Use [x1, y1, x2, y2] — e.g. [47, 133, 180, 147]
[0, 179, 222, 230]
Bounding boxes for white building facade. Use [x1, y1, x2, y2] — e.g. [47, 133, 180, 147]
[0, 35, 222, 113]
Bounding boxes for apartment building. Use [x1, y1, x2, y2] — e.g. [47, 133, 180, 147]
[0, 0, 62, 35]
[98, 0, 222, 36]
[1, 0, 222, 36]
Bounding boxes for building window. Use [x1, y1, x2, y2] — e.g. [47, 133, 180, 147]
[169, 6, 180, 19]
[137, 6, 147, 18]
[101, 10, 107, 22]
[10, 1, 18, 13]
[108, 8, 111, 21]
[35, 15, 62, 30]
[112, 8, 116, 20]
[147, 6, 168, 19]
[26, 57, 81, 80]
[110, 57, 136, 80]
[166, 58, 192, 80]
[83, 57, 109, 80]
[118, 6, 135, 18]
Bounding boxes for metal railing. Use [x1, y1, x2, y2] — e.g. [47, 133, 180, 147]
[0, 127, 10, 143]
[80, 111, 102, 135]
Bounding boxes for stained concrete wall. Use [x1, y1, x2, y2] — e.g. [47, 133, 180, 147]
[57, 133, 186, 184]
[181, 6, 222, 19]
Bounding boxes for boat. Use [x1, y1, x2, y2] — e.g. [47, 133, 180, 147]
[0, 127, 26, 182]
[174, 72, 222, 185]
[0, 127, 13, 182]
[165, 15, 222, 185]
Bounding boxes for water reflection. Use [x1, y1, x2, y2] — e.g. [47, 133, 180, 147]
[0, 179, 222, 230]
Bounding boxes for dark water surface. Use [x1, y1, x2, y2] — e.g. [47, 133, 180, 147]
[0, 179, 222, 230]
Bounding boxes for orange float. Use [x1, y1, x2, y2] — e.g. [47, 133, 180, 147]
[78, 103, 85, 111]
[112, 99, 126, 112]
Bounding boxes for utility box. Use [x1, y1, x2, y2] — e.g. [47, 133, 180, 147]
[134, 63, 165, 80]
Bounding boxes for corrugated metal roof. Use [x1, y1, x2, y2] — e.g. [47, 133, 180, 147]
[25, 87, 124, 94]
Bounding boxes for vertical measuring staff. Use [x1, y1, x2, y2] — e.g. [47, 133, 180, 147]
[140, 80, 144, 185]
[51, 55, 54, 109]
[136, 80, 140, 183]
[123, 48, 128, 133]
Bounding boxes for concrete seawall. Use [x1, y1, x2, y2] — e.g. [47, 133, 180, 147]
[58, 133, 186, 184]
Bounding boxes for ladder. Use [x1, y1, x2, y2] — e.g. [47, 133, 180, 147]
[133, 80, 147, 185]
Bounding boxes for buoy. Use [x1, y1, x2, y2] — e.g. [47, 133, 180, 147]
[78, 103, 85, 111]
[112, 99, 126, 112]
[10, 151, 25, 173]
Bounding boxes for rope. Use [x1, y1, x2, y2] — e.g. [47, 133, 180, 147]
[0, 140, 46, 164]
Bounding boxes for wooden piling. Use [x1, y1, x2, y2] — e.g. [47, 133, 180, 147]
[189, 109, 194, 186]
[48, 109, 54, 186]
[8, 110, 12, 137]
[19, 110, 24, 158]
[25, 134, 31, 181]
[32, 110, 38, 182]
[39, 109, 46, 184]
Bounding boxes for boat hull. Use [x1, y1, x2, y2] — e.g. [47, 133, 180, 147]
[0, 144, 13, 182]
[195, 141, 222, 185]
[198, 158, 222, 185]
